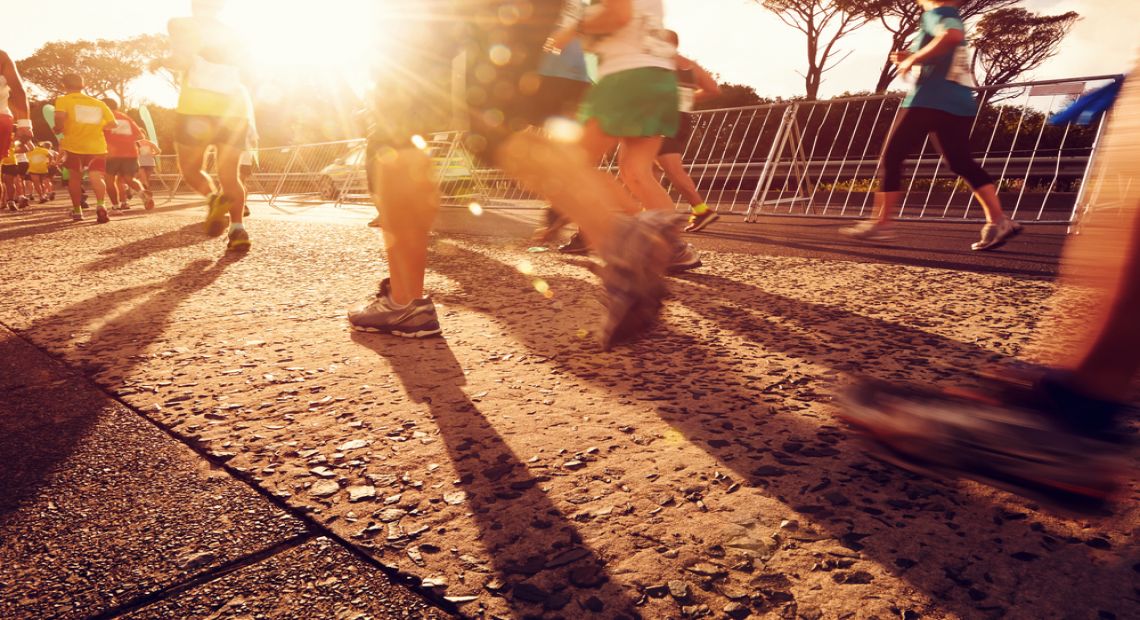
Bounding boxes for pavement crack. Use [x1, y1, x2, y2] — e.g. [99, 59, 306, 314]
[87, 533, 315, 620]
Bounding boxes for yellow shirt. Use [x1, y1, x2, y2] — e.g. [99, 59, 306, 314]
[27, 148, 53, 174]
[55, 92, 115, 155]
[170, 17, 254, 120]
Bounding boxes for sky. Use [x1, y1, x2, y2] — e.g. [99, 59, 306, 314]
[4, 0, 1137, 106]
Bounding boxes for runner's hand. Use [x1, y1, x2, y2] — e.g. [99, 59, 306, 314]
[896, 57, 916, 79]
[890, 50, 912, 65]
[15, 125, 34, 142]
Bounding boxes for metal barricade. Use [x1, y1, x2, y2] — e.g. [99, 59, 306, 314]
[143, 75, 1122, 227]
[742, 75, 1118, 223]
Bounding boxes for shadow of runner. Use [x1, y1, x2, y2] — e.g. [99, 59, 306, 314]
[351, 334, 642, 619]
[1, 256, 239, 524]
[426, 243, 1130, 619]
[83, 223, 210, 272]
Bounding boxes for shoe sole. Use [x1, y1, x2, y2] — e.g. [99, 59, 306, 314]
[227, 242, 252, 253]
[560, 247, 591, 255]
[972, 224, 1023, 252]
[351, 324, 443, 339]
[668, 258, 703, 273]
[685, 213, 721, 233]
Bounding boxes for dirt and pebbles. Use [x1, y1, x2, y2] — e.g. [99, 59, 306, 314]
[1, 204, 1136, 619]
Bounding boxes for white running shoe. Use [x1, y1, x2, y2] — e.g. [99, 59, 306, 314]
[841, 220, 896, 243]
[971, 219, 1022, 251]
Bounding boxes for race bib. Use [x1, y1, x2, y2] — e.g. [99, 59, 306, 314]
[74, 104, 104, 124]
[678, 86, 696, 113]
[188, 56, 244, 95]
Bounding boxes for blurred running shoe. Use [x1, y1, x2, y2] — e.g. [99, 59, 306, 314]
[669, 242, 702, 272]
[204, 193, 229, 237]
[559, 231, 590, 255]
[684, 210, 720, 233]
[841, 220, 896, 242]
[839, 375, 1131, 510]
[598, 211, 679, 350]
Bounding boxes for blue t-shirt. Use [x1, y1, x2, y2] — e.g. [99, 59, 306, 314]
[902, 6, 977, 117]
[539, 40, 592, 83]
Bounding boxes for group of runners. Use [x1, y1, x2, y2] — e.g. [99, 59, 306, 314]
[1, 0, 1137, 508]
[0, 58, 161, 220]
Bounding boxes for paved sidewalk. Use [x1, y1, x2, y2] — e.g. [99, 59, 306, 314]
[1, 199, 1136, 619]
[0, 325, 448, 618]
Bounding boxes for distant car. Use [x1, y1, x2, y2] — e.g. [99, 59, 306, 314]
[317, 135, 475, 201]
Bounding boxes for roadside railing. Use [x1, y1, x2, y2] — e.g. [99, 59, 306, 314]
[152, 74, 1121, 226]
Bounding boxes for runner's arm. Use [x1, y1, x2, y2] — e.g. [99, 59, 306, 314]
[896, 20, 965, 75]
[678, 55, 721, 103]
[0, 51, 33, 139]
[579, 0, 632, 34]
[53, 111, 68, 137]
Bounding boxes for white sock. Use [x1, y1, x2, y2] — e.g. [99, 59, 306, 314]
[230, 222, 245, 233]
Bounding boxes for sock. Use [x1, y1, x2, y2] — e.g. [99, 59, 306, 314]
[692, 202, 710, 215]
[386, 293, 411, 310]
[230, 222, 245, 233]
[96, 200, 105, 208]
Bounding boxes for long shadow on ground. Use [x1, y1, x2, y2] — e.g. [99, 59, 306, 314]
[352, 334, 642, 619]
[427, 242, 1132, 619]
[1, 257, 238, 519]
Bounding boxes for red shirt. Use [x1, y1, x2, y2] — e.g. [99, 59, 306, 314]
[104, 111, 144, 158]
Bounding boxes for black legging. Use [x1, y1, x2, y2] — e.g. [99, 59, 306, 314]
[879, 107, 993, 193]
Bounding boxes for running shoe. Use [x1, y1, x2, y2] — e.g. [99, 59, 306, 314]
[668, 242, 702, 273]
[96, 206, 110, 224]
[684, 211, 720, 233]
[348, 278, 442, 338]
[204, 193, 230, 237]
[367, 215, 383, 228]
[143, 190, 155, 210]
[71, 208, 84, 222]
[5, 201, 15, 212]
[227, 227, 252, 253]
[49, 192, 56, 201]
[243, 205, 251, 217]
[559, 232, 590, 255]
[17, 196, 29, 210]
[38, 196, 48, 204]
[598, 211, 679, 350]
[971, 219, 1023, 251]
[120, 201, 132, 211]
[838, 376, 1131, 510]
[534, 208, 570, 243]
[841, 220, 896, 242]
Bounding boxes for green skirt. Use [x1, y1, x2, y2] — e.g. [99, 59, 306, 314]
[579, 67, 679, 138]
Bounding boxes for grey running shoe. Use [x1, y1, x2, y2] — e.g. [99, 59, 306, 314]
[227, 227, 251, 253]
[96, 206, 110, 224]
[71, 208, 84, 222]
[668, 242, 702, 273]
[597, 211, 680, 350]
[348, 278, 442, 338]
[684, 210, 720, 233]
[841, 220, 895, 242]
[971, 219, 1022, 251]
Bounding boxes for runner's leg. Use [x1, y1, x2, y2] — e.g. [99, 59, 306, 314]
[176, 143, 216, 198]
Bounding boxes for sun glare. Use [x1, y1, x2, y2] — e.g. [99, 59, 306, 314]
[223, 0, 381, 80]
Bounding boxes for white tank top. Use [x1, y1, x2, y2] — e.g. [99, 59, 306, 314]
[0, 75, 10, 116]
[587, 0, 675, 78]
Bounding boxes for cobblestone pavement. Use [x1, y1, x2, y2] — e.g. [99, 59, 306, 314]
[2, 200, 1137, 619]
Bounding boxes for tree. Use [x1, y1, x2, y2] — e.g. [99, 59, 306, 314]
[698, 83, 770, 110]
[17, 35, 167, 105]
[972, 8, 1080, 87]
[841, 0, 1018, 93]
[754, 0, 870, 100]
